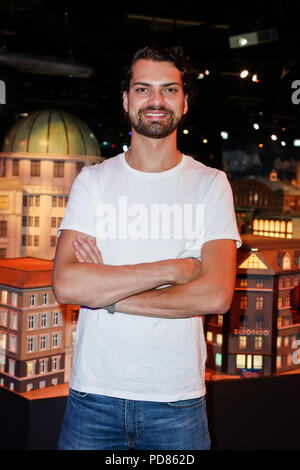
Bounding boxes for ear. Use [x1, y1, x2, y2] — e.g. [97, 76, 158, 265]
[183, 94, 188, 115]
[123, 91, 128, 113]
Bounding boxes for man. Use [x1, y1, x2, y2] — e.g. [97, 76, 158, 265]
[53, 45, 242, 450]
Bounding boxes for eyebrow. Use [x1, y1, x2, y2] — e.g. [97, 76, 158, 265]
[132, 81, 181, 87]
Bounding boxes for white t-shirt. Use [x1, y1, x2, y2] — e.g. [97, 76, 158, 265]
[58, 153, 242, 402]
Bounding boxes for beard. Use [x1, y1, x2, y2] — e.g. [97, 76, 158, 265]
[127, 106, 183, 139]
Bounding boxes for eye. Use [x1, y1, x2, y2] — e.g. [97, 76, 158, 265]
[135, 87, 148, 94]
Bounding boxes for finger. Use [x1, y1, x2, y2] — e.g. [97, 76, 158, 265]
[72, 240, 95, 263]
[87, 237, 103, 263]
[74, 248, 86, 263]
[75, 236, 100, 264]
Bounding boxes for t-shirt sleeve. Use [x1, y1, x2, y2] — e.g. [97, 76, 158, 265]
[57, 167, 97, 238]
[202, 170, 242, 249]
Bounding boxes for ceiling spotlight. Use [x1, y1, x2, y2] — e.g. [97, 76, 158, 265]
[204, 68, 210, 75]
[253, 123, 259, 130]
[197, 72, 204, 79]
[281, 141, 286, 147]
[240, 70, 249, 79]
[203, 138, 208, 144]
[252, 74, 259, 83]
[271, 134, 277, 141]
[238, 37, 248, 47]
[183, 129, 189, 134]
[293, 139, 300, 147]
[220, 131, 228, 140]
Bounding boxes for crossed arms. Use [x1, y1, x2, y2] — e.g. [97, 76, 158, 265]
[52, 229, 237, 319]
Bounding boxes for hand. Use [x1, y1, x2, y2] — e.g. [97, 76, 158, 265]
[72, 235, 103, 264]
[173, 257, 202, 285]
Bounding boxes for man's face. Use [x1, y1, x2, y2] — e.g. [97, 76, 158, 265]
[123, 59, 188, 139]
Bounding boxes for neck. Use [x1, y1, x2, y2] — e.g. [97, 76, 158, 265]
[125, 129, 181, 173]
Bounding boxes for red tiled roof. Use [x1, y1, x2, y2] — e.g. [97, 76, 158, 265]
[0, 257, 53, 289]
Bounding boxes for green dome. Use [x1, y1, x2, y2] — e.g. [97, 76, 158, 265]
[2, 109, 101, 156]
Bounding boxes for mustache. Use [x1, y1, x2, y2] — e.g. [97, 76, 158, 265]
[138, 105, 173, 115]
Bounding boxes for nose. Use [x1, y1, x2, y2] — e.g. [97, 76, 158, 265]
[147, 88, 166, 108]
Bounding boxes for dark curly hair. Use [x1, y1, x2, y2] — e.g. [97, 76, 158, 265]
[120, 44, 197, 106]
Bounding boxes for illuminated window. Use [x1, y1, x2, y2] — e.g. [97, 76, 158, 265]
[277, 336, 282, 348]
[277, 316, 282, 328]
[256, 296, 264, 309]
[0, 310, 7, 327]
[282, 253, 291, 269]
[256, 276, 264, 287]
[0, 196, 8, 209]
[2, 290, 8, 304]
[236, 354, 246, 368]
[240, 296, 247, 309]
[215, 353, 222, 367]
[0, 332, 7, 349]
[239, 336, 247, 349]
[278, 297, 283, 308]
[276, 355, 282, 369]
[217, 315, 223, 326]
[206, 331, 213, 343]
[26, 361, 35, 376]
[254, 336, 263, 349]
[253, 355, 263, 369]
[240, 277, 248, 287]
[216, 334, 223, 345]
[284, 336, 289, 347]
[239, 253, 268, 270]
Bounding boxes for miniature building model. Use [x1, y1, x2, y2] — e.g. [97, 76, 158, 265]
[205, 235, 300, 377]
[0, 257, 79, 393]
[0, 109, 104, 259]
[231, 166, 300, 239]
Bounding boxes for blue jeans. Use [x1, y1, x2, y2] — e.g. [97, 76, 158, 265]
[58, 388, 211, 450]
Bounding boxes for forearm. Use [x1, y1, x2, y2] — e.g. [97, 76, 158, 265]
[115, 274, 231, 319]
[53, 259, 177, 308]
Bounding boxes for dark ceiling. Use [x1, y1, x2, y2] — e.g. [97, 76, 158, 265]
[0, 0, 300, 176]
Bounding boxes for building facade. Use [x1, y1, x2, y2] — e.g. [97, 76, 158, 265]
[205, 235, 300, 377]
[0, 257, 79, 392]
[0, 109, 104, 260]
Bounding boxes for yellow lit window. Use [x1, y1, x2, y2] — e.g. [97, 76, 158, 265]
[0, 196, 8, 209]
[239, 253, 268, 270]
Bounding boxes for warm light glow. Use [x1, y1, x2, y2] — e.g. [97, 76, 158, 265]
[183, 129, 189, 134]
[240, 70, 249, 78]
[271, 134, 277, 141]
[203, 138, 208, 144]
[239, 253, 268, 270]
[281, 141, 286, 146]
[252, 74, 259, 82]
[253, 123, 259, 130]
[258, 143, 263, 148]
[197, 72, 204, 79]
[204, 68, 210, 75]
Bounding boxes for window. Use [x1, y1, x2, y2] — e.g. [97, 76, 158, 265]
[0, 332, 7, 349]
[52, 356, 60, 370]
[2, 290, 8, 304]
[11, 292, 18, 306]
[277, 336, 282, 348]
[23, 195, 27, 206]
[10, 313, 18, 330]
[0, 221, 7, 237]
[240, 315, 247, 327]
[240, 277, 248, 287]
[34, 235, 39, 247]
[255, 315, 263, 328]
[0, 248, 6, 258]
[40, 335, 49, 350]
[8, 335, 17, 352]
[256, 296, 264, 309]
[50, 236, 56, 247]
[29, 294, 36, 307]
[240, 296, 247, 309]
[0, 196, 8, 209]
[0, 310, 7, 327]
[28, 216, 33, 227]
[239, 336, 247, 349]
[40, 313, 49, 328]
[52, 332, 61, 348]
[51, 217, 56, 228]
[53, 311, 62, 326]
[53, 161, 64, 177]
[26, 337, 36, 352]
[40, 359, 48, 374]
[216, 334, 223, 345]
[42, 293, 49, 305]
[253, 355, 263, 369]
[31, 160, 41, 177]
[26, 361, 35, 376]
[278, 296, 283, 308]
[27, 314, 37, 329]
[8, 359, 15, 375]
[236, 354, 246, 369]
[206, 331, 213, 343]
[52, 196, 57, 207]
[254, 336, 263, 350]
[276, 355, 282, 369]
[282, 253, 291, 270]
[12, 159, 19, 176]
[217, 315, 223, 326]
[34, 216, 40, 227]
[215, 353, 222, 367]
